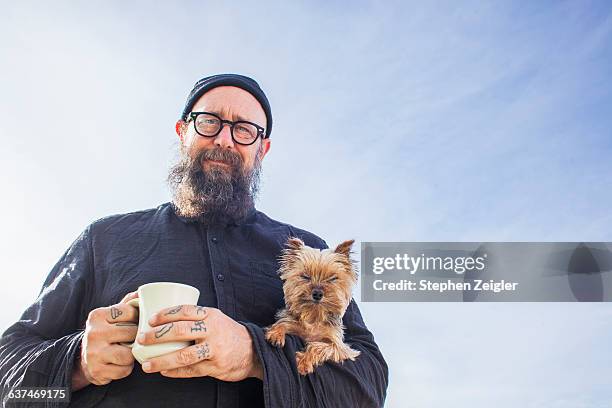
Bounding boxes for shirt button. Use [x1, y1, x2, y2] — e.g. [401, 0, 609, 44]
[217, 273, 225, 281]
[211, 237, 218, 243]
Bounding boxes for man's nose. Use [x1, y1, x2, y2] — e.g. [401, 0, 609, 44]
[214, 124, 235, 149]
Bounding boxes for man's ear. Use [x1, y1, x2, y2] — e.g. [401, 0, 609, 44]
[258, 138, 271, 161]
[175, 120, 187, 143]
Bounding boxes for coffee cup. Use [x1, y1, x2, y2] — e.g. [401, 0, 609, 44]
[122, 282, 200, 364]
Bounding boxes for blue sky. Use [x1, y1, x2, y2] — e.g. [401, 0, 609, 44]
[1, 1, 612, 406]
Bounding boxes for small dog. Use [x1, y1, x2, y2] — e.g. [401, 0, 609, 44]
[265, 237, 360, 375]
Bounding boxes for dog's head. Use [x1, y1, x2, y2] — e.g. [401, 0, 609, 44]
[279, 237, 357, 321]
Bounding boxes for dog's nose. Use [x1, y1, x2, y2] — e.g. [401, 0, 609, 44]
[312, 288, 324, 302]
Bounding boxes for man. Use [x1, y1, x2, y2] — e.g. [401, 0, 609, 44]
[0, 74, 388, 407]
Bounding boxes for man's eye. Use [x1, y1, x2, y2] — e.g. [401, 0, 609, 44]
[301, 274, 311, 281]
[197, 118, 217, 127]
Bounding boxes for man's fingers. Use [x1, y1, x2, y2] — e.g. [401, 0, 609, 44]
[106, 323, 139, 344]
[139, 320, 208, 345]
[105, 363, 134, 380]
[142, 342, 212, 373]
[160, 363, 211, 378]
[149, 304, 211, 326]
[104, 303, 139, 324]
[120, 291, 139, 304]
[102, 344, 136, 366]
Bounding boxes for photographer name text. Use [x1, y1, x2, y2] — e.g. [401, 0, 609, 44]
[372, 279, 519, 293]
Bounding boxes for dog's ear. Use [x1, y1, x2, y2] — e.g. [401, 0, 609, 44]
[286, 237, 305, 251]
[279, 237, 305, 280]
[334, 239, 355, 257]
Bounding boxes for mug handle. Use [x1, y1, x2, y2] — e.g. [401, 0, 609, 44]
[120, 298, 140, 349]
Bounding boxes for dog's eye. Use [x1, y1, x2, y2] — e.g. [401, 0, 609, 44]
[301, 274, 311, 281]
[328, 276, 338, 282]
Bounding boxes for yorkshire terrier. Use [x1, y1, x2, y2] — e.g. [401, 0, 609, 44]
[265, 237, 360, 375]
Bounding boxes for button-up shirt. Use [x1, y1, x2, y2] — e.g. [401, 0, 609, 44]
[0, 203, 388, 407]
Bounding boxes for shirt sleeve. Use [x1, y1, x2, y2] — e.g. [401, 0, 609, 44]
[0, 227, 95, 407]
[242, 299, 389, 408]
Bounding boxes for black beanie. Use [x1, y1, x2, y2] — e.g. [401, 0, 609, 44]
[180, 74, 273, 138]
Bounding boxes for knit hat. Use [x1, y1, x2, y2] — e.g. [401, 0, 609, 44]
[180, 74, 273, 138]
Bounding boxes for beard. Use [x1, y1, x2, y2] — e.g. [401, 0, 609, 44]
[167, 144, 262, 224]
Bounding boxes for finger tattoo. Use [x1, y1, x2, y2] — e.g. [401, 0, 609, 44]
[165, 305, 183, 315]
[155, 322, 173, 338]
[191, 320, 206, 332]
[196, 306, 207, 316]
[196, 343, 210, 360]
[110, 307, 123, 320]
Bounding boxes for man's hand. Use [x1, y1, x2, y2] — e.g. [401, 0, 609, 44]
[138, 305, 263, 381]
[72, 291, 140, 391]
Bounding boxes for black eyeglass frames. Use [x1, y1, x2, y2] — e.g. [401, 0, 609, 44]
[189, 112, 266, 146]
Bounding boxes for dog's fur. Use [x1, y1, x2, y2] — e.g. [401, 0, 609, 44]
[265, 237, 360, 375]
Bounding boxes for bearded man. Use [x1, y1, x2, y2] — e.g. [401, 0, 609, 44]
[0, 74, 388, 408]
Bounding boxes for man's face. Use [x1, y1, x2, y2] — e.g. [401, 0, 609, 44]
[177, 86, 270, 173]
[168, 86, 271, 221]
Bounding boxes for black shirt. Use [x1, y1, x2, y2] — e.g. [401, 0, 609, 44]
[0, 203, 388, 407]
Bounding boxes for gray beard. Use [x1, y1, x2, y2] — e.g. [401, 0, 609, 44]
[167, 145, 262, 224]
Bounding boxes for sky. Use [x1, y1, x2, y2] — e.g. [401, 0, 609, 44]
[1, 1, 612, 406]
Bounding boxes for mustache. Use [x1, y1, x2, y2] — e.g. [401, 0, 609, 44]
[195, 147, 243, 170]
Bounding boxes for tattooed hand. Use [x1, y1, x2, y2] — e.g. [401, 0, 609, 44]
[73, 291, 140, 391]
[137, 305, 263, 382]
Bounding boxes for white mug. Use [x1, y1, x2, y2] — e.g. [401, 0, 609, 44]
[122, 282, 200, 364]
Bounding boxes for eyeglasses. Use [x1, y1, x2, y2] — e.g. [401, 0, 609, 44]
[189, 112, 267, 146]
